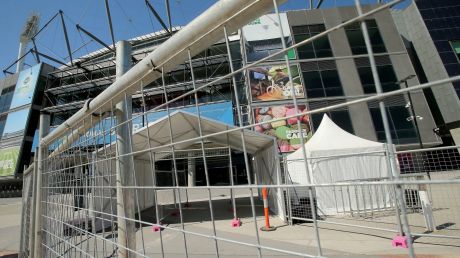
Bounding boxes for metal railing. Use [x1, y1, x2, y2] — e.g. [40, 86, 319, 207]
[20, 0, 460, 257]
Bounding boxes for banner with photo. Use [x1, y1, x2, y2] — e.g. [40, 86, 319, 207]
[10, 63, 42, 109]
[0, 146, 20, 177]
[249, 64, 305, 102]
[253, 105, 312, 153]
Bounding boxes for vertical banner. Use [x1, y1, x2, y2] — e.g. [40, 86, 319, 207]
[254, 105, 312, 153]
[0, 146, 20, 177]
[243, 13, 296, 62]
[249, 64, 304, 102]
[2, 108, 30, 139]
[10, 63, 42, 109]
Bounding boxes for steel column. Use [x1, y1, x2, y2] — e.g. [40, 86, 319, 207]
[114, 40, 136, 258]
[34, 112, 50, 258]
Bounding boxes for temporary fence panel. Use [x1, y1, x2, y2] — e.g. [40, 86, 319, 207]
[24, 0, 460, 257]
[19, 164, 35, 258]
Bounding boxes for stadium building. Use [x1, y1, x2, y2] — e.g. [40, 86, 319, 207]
[0, 4, 458, 193]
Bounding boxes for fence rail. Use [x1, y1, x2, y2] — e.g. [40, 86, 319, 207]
[19, 0, 460, 257]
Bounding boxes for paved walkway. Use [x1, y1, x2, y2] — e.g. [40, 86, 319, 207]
[0, 198, 21, 257]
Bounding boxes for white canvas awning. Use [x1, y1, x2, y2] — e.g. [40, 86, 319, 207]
[131, 110, 275, 158]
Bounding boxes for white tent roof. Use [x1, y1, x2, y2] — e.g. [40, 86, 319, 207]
[97, 110, 275, 160]
[288, 114, 384, 159]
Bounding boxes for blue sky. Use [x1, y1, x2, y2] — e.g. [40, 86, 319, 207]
[0, 0, 408, 77]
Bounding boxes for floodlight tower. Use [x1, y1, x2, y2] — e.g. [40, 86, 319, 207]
[16, 13, 40, 73]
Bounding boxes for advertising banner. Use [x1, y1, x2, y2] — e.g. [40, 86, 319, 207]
[45, 101, 235, 150]
[254, 105, 311, 153]
[243, 13, 291, 42]
[249, 64, 305, 102]
[0, 146, 20, 177]
[10, 63, 42, 109]
[2, 108, 30, 139]
[243, 13, 296, 62]
[144, 101, 234, 127]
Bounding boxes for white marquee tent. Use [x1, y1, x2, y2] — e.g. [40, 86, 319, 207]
[93, 110, 286, 224]
[286, 115, 393, 216]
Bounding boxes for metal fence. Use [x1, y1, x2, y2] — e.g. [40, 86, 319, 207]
[19, 161, 36, 258]
[21, 0, 460, 257]
[284, 146, 460, 242]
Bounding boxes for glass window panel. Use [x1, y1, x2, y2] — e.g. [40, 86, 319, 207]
[324, 87, 343, 96]
[366, 19, 378, 28]
[302, 69, 344, 98]
[308, 24, 326, 33]
[293, 24, 332, 59]
[292, 25, 309, 34]
[295, 35, 316, 59]
[313, 37, 333, 57]
[312, 110, 353, 134]
[368, 28, 387, 53]
[321, 70, 341, 87]
[370, 106, 417, 144]
[358, 65, 398, 93]
[321, 70, 344, 97]
[346, 29, 367, 55]
[312, 113, 323, 130]
[452, 41, 460, 54]
[330, 110, 354, 134]
[451, 40, 460, 61]
[346, 19, 386, 55]
[307, 89, 326, 98]
[303, 71, 323, 89]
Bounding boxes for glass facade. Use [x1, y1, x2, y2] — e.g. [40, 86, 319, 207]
[311, 110, 354, 134]
[302, 69, 344, 98]
[292, 24, 333, 59]
[416, 0, 460, 97]
[357, 64, 399, 94]
[370, 106, 417, 144]
[450, 40, 460, 61]
[345, 19, 386, 55]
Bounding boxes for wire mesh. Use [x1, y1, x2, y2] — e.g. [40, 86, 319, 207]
[26, 0, 460, 257]
[19, 164, 35, 258]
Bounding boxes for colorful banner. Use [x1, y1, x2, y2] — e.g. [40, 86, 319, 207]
[0, 146, 20, 177]
[249, 65, 305, 102]
[254, 105, 312, 153]
[10, 63, 42, 109]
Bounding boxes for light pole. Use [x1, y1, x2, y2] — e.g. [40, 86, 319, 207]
[397, 75, 432, 180]
[397, 74, 424, 149]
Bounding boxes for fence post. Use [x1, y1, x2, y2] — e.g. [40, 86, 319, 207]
[34, 111, 50, 258]
[354, 1, 415, 256]
[114, 40, 136, 258]
[28, 150, 38, 257]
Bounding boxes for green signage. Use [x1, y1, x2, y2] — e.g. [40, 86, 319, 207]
[0, 146, 20, 177]
[248, 18, 261, 25]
